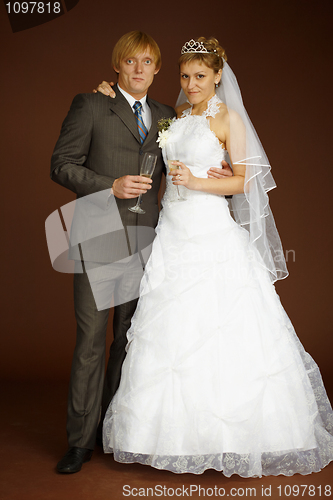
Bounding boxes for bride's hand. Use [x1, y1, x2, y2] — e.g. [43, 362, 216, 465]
[169, 162, 198, 190]
[93, 81, 116, 98]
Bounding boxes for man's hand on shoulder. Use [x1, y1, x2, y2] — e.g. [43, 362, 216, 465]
[93, 81, 116, 98]
[112, 175, 153, 199]
[207, 160, 233, 179]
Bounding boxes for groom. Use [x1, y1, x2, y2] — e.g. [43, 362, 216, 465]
[51, 31, 231, 474]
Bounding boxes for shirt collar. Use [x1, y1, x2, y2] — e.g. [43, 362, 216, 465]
[117, 84, 148, 110]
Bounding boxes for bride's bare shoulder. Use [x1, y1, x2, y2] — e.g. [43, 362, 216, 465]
[215, 103, 243, 125]
[175, 102, 191, 118]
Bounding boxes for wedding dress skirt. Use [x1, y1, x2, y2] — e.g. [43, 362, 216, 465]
[103, 100, 333, 477]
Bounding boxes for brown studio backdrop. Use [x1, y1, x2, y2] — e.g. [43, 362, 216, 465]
[0, 0, 332, 386]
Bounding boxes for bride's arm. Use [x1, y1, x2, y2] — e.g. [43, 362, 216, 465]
[169, 162, 245, 195]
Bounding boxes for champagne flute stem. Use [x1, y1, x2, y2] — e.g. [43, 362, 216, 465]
[137, 194, 143, 206]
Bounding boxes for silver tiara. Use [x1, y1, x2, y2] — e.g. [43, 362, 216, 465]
[181, 39, 218, 55]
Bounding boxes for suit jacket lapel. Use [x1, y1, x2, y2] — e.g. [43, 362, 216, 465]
[110, 90, 162, 147]
[109, 87, 141, 143]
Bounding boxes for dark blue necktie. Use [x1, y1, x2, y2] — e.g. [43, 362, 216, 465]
[133, 101, 148, 144]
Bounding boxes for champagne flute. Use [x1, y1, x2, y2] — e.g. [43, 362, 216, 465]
[129, 153, 157, 214]
[167, 144, 186, 201]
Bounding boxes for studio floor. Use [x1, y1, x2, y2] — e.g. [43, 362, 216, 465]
[1, 381, 332, 500]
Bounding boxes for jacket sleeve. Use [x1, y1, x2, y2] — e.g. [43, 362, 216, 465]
[50, 94, 115, 197]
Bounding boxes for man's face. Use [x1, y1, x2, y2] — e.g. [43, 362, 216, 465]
[115, 49, 159, 99]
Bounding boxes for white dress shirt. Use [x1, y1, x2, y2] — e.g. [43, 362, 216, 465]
[117, 84, 152, 131]
[109, 85, 152, 197]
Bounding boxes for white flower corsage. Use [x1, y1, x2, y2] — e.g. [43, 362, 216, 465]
[156, 117, 175, 149]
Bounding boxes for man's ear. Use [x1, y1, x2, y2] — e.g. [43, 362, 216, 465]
[113, 65, 119, 74]
[154, 67, 160, 75]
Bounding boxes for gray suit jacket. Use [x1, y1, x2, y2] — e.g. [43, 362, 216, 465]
[51, 88, 175, 263]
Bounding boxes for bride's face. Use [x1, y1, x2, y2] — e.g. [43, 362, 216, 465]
[180, 61, 221, 106]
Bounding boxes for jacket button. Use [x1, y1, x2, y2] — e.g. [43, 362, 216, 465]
[139, 150, 143, 155]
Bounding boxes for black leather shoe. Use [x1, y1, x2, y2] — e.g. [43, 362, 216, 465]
[57, 447, 93, 474]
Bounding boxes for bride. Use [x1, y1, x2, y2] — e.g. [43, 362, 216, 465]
[101, 37, 333, 477]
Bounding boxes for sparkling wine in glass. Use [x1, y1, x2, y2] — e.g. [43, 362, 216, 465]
[167, 144, 186, 201]
[128, 153, 157, 214]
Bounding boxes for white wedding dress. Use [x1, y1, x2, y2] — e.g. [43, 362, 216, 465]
[103, 96, 333, 477]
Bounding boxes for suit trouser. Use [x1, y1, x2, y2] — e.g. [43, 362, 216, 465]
[67, 267, 138, 450]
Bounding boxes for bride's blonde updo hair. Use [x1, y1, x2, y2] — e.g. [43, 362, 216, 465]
[179, 37, 227, 78]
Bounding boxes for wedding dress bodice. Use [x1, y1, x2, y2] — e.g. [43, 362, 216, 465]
[162, 95, 228, 203]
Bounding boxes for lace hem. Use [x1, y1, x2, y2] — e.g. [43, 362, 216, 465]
[104, 449, 333, 477]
